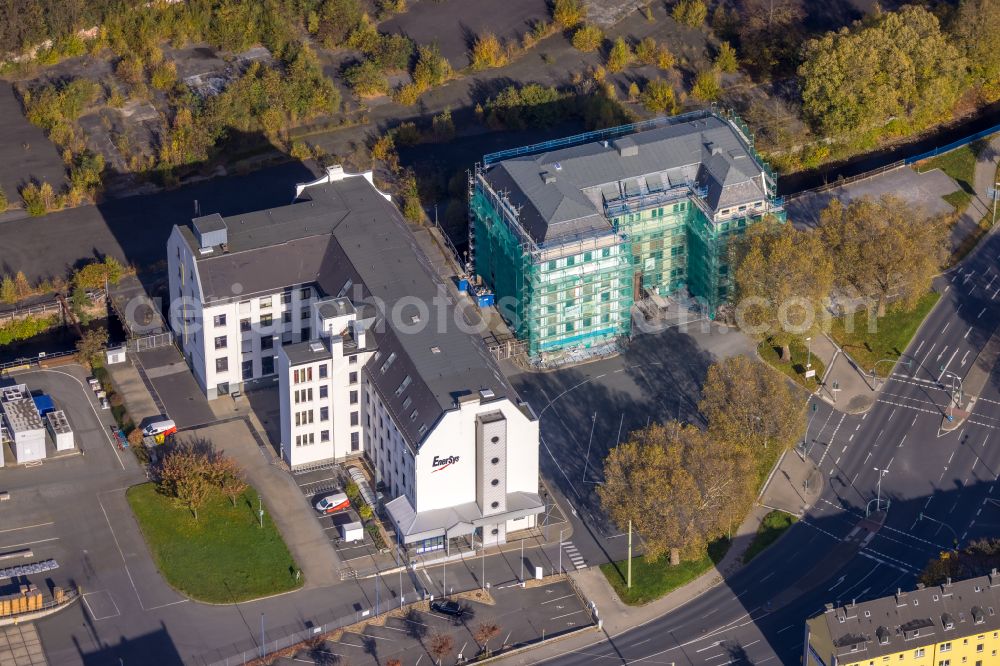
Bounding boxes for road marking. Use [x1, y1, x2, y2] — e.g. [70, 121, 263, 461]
[937, 345, 949, 361]
[916, 340, 925, 353]
[695, 642, 722, 653]
[541, 593, 576, 605]
[550, 609, 586, 620]
[965, 326, 974, 339]
[0, 521, 55, 535]
[778, 625, 796, 634]
[0, 537, 59, 550]
[939, 348, 959, 378]
[979, 307, 988, 319]
[941, 323, 951, 334]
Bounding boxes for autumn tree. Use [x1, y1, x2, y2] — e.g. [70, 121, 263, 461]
[428, 632, 454, 665]
[606, 37, 633, 73]
[158, 447, 213, 520]
[715, 41, 738, 73]
[699, 355, 804, 453]
[210, 456, 248, 507]
[75, 327, 109, 367]
[672, 0, 707, 27]
[599, 422, 752, 565]
[731, 219, 833, 361]
[552, 0, 586, 29]
[817, 195, 948, 317]
[571, 24, 603, 52]
[640, 79, 676, 114]
[948, 0, 1000, 102]
[474, 621, 502, 656]
[799, 6, 966, 137]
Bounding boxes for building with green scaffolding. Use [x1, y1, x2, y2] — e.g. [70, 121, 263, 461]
[470, 109, 784, 359]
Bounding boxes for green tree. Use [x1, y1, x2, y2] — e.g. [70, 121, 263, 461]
[640, 78, 676, 113]
[344, 59, 389, 97]
[737, 0, 804, 76]
[818, 195, 948, 317]
[151, 61, 177, 90]
[715, 41, 738, 72]
[0, 276, 15, 303]
[799, 6, 966, 136]
[948, 0, 1000, 102]
[315, 0, 364, 48]
[0, 186, 7, 211]
[571, 24, 603, 52]
[599, 421, 751, 565]
[606, 36, 633, 73]
[690, 68, 721, 100]
[699, 355, 804, 453]
[552, 0, 586, 28]
[412, 44, 452, 89]
[732, 220, 833, 361]
[672, 0, 707, 27]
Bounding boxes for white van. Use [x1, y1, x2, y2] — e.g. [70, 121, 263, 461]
[142, 419, 177, 437]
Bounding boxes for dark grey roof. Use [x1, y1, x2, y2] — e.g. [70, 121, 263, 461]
[808, 573, 1000, 662]
[179, 173, 519, 448]
[193, 213, 226, 234]
[316, 297, 354, 319]
[483, 114, 767, 245]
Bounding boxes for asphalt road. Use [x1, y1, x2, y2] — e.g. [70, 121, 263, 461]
[532, 233, 1000, 664]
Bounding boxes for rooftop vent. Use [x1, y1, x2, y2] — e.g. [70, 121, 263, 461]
[193, 213, 227, 250]
[541, 171, 557, 184]
[612, 137, 638, 157]
[554, 162, 562, 170]
[479, 388, 495, 400]
[309, 342, 324, 353]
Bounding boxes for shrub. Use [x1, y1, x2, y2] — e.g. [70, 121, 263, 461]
[412, 44, 452, 89]
[400, 172, 423, 222]
[672, 0, 707, 27]
[393, 122, 421, 146]
[371, 33, 414, 72]
[635, 36, 658, 65]
[571, 25, 603, 52]
[0, 315, 60, 345]
[0, 186, 6, 211]
[289, 140, 312, 160]
[485, 83, 564, 130]
[371, 134, 396, 162]
[628, 81, 640, 101]
[344, 60, 390, 97]
[715, 41, 738, 73]
[606, 37, 633, 73]
[116, 56, 145, 86]
[393, 82, 422, 106]
[553, 0, 586, 28]
[69, 151, 105, 195]
[431, 108, 455, 141]
[470, 33, 508, 70]
[641, 79, 677, 113]
[128, 428, 144, 447]
[656, 45, 675, 70]
[151, 61, 177, 90]
[358, 503, 373, 520]
[691, 68, 722, 100]
[377, 0, 406, 18]
[21, 182, 57, 216]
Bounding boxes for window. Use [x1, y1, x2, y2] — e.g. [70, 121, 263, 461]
[300, 287, 310, 299]
[319, 385, 328, 399]
[216, 357, 228, 372]
[350, 412, 359, 426]
[938, 661, 950, 666]
[915, 649, 925, 658]
[351, 431, 360, 451]
[214, 335, 227, 349]
[283, 312, 292, 324]
[240, 318, 251, 332]
[941, 643, 952, 653]
[242, 360, 253, 380]
[300, 308, 310, 321]
[349, 371, 358, 385]
[317, 364, 327, 379]
[349, 355, 358, 365]
[320, 407, 329, 421]
[350, 390, 358, 405]
[259, 296, 272, 309]
[321, 430, 330, 442]
[977, 644, 984, 653]
[301, 327, 311, 341]
[261, 356, 274, 375]
[213, 313, 226, 327]
[395, 376, 412, 395]
[260, 313, 273, 326]
[282, 290, 292, 305]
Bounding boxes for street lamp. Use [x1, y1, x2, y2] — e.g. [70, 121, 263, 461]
[805, 336, 812, 371]
[939, 368, 964, 421]
[871, 358, 911, 389]
[558, 528, 566, 574]
[867, 467, 890, 517]
[918, 512, 959, 549]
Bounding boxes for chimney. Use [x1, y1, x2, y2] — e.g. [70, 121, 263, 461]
[352, 320, 366, 348]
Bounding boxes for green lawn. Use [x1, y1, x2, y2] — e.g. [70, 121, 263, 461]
[600, 538, 731, 606]
[127, 482, 302, 603]
[758, 336, 826, 391]
[916, 144, 978, 208]
[742, 510, 798, 564]
[829, 291, 941, 374]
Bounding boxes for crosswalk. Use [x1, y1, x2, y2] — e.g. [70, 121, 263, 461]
[562, 541, 587, 570]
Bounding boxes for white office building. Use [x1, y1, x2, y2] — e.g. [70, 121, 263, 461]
[1, 384, 47, 463]
[167, 167, 543, 553]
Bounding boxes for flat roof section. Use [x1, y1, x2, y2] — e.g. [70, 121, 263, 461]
[2, 398, 45, 434]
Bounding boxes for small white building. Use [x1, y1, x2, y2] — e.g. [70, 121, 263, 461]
[1, 385, 47, 463]
[45, 410, 74, 451]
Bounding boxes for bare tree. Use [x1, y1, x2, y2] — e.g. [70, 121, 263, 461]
[474, 621, 502, 656]
[428, 632, 454, 665]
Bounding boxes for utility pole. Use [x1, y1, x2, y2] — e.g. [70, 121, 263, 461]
[868, 467, 889, 516]
[258, 497, 264, 529]
[260, 613, 265, 659]
[520, 538, 524, 583]
[481, 531, 486, 591]
[559, 528, 565, 574]
[805, 336, 812, 371]
[627, 520, 632, 589]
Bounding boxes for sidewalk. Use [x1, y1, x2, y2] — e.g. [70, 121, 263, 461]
[949, 135, 1000, 251]
[488, 450, 824, 665]
[806, 332, 877, 414]
[942, 327, 1000, 431]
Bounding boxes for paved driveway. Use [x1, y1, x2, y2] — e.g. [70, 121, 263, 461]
[136, 346, 216, 428]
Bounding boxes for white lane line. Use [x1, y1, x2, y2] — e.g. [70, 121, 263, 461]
[941, 323, 951, 334]
[0, 521, 55, 535]
[965, 326, 974, 339]
[0, 537, 59, 550]
[979, 307, 988, 319]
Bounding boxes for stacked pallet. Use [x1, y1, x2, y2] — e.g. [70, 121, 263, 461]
[0, 584, 43, 617]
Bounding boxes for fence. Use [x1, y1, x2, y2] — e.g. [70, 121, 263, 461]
[0, 289, 105, 324]
[0, 349, 77, 373]
[783, 160, 907, 203]
[127, 331, 174, 352]
[905, 121, 1000, 165]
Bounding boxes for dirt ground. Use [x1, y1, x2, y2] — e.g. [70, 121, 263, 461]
[0, 82, 66, 202]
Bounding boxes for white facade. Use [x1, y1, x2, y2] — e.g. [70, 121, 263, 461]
[46, 411, 74, 451]
[1, 385, 46, 463]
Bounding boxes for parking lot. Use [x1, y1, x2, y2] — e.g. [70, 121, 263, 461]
[293, 465, 390, 573]
[278, 578, 594, 666]
[508, 323, 756, 555]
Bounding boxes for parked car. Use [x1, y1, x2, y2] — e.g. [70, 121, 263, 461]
[142, 419, 177, 437]
[430, 600, 465, 618]
[87, 377, 99, 389]
[314, 493, 350, 514]
[99, 397, 110, 410]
